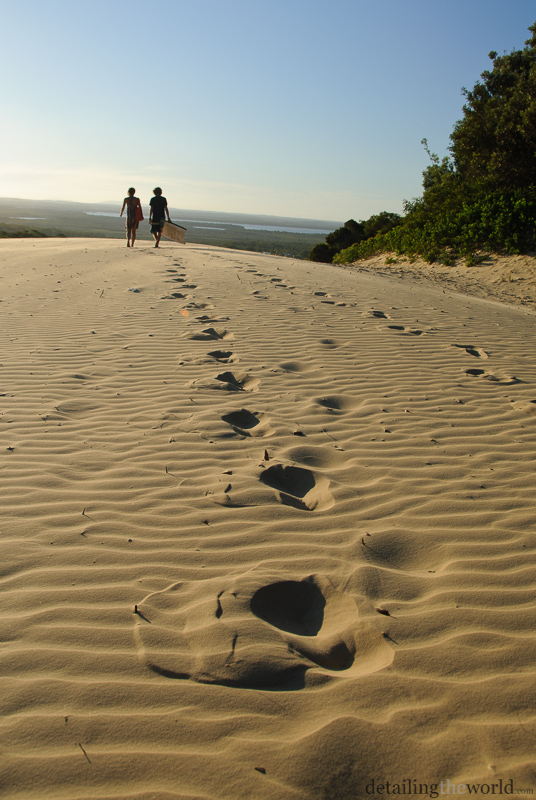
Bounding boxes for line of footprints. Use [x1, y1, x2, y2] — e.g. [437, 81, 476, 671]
[133, 265, 397, 689]
[135, 267, 532, 689]
[373, 308, 527, 387]
[163, 264, 334, 513]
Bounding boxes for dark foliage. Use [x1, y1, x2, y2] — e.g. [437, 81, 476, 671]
[309, 214, 401, 262]
[335, 22, 536, 266]
[450, 24, 536, 192]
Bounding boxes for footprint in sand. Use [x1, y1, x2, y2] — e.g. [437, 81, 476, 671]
[314, 291, 335, 304]
[453, 344, 489, 358]
[371, 310, 389, 319]
[279, 361, 312, 374]
[221, 408, 274, 437]
[285, 445, 347, 469]
[208, 350, 237, 364]
[45, 398, 101, 420]
[387, 325, 424, 335]
[188, 328, 233, 341]
[135, 572, 393, 688]
[259, 463, 334, 511]
[162, 291, 188, 299]
[315, 395, 354, 414]
[320, 338, 338, 348]
[215, 371, 260, 392]
[186, 302, 214, 310]
[465, 368, 522, 385]
[194, 315, 230, 325]
[510, 399, 536, 413]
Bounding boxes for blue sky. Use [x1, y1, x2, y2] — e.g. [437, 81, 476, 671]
[1, 0, 534, 221]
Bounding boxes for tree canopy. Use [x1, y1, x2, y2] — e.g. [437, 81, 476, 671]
[332, 21, 536, 266]
[309, 214, 401, 262]
[450, 24, 536, 192]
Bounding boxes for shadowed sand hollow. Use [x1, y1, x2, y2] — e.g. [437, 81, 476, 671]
[135, 573, 393, 687]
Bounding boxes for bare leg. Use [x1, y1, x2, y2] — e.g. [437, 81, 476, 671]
[154, 221, 164, 247]
[131, 226, 137, 247]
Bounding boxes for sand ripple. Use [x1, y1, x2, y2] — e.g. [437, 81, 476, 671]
[1, 239, 535, 799]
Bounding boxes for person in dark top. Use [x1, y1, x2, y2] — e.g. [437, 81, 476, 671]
[149, 187, 171, 248]
[120, 187, 143, 247]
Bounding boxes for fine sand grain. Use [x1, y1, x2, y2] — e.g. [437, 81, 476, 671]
[1, 238, 535, 799]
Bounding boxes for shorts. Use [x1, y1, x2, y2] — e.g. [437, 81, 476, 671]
[151, 219, 165, 235]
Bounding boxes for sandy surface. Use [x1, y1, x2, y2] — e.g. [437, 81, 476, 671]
[1, 238, 536, 799]
[351, 252, 536, 312]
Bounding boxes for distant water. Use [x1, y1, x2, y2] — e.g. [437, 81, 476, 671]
[85, 212, 334, 235]
[241, 223, 333, 234]
[86, 212, 120, 217]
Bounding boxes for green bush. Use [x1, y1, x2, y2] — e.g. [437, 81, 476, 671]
[309, 214, 401, 263]
[309, 242, 337, 263]
[334, 22, 536, 267]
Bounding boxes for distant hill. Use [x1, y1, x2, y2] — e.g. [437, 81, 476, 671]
[0, 198, 341, 259]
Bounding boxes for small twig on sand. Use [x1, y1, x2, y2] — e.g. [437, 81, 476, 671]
[321, 428, 344, 449]
[78, 743, 91, 764]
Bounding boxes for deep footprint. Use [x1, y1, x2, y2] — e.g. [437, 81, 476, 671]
[250, 580, 325, 636]
[208, 350, 236, 363]
[188, 328, 233, 341]
[221, 408, 272, 437]
[216, 371, 259, 392]
[465, 368, 522, 384]
[135, 573, 393, 688]
[453, 344, 489, 358]
[259, 463, 334, 511]
[316, 395, 349, 413]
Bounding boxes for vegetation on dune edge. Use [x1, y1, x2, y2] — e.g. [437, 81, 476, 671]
[311, 22, 536, 268]
[0, 226, 54, 239]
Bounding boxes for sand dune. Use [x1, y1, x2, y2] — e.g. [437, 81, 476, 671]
[353, 251, 536, 311]
[1, 238, 535, 799]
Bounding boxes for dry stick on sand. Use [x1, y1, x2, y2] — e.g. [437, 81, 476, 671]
[78, 743, 91, 764]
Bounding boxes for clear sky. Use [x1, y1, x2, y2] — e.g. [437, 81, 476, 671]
[1, 0, 534, 221]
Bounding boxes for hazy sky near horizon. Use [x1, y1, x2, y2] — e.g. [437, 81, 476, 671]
[1, 0, 535, 221]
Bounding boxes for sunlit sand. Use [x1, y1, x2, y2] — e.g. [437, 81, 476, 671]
[1, 238, 535, 798]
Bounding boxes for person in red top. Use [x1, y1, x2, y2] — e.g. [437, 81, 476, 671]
[120, 187, 143, 248]
[149, 187, 171, 248]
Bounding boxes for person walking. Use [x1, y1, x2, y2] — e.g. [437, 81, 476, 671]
[149, 187, 171, 248]
[120, 187, 143, 247]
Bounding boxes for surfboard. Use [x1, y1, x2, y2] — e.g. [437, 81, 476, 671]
[162, 221, 187, 244]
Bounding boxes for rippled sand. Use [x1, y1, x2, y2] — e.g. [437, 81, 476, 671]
[1, 238, 535, 799]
